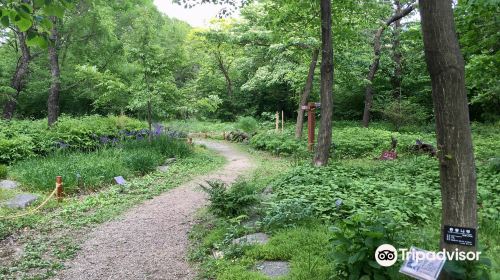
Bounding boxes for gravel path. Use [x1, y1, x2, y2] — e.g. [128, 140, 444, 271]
[54, 140, 254, 280]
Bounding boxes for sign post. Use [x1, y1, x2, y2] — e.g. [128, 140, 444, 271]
[307, 102, 316, 151]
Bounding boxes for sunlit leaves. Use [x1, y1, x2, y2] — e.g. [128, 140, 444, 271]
[0, 0, 73, 48]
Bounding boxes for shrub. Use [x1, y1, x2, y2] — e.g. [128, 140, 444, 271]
[0, 115, 147, 164]
[251, 130, 308, 156]
[330, 214, 405, 280]
[487, 157, 500, 173]
[123, 148, 163, 176]
[200, 180, 258, 217]
[0, 164, 7, 179]
[374, 99, 431, 129]
[235, 116, 259, 134]
[262, 198, 315, 230]
[250, 127, 435, 159]
[0, 136, 35, 164]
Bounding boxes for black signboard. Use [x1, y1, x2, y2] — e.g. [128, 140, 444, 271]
[443, 225, 476, 247]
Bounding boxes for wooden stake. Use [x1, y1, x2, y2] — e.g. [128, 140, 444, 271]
[307, 102, 316, 151]
[275, 111, 279, 132]
[282, 111, 285, 132]
[56, 176, 63, 202]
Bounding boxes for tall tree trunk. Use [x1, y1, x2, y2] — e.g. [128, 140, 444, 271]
[313, 0, 334, 166]
[392, 0, 403, 131]
[48, 17, 61, 126]
[295, 48, 319, 139]
[3, 31, 31, 120]
[419, 0, 478, 261]
[362, 3, 416, 127]
[391, 0, 402, 99]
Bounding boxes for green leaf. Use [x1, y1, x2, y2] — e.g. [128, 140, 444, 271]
[14, 17, 32, 32]
[27, 34, 48, 48]
[1, 16, 9, 27]
[43, 4, 65, 17]
[40, 18, 53, 30]
[33, 0, 45, 9]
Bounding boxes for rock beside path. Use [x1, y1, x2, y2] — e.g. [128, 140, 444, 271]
[0, 180, 19, 190]
[6, 194, 38, 209]
[256, 261, 290, 278]
[157, 166, 169, 172]
[232, 233, 269, 245]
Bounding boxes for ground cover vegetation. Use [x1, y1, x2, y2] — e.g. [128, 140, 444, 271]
[1, 0, 499, 279]
[186, 122, 499, 279]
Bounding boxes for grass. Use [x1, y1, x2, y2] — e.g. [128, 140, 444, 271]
[8, 135, 192, 194]
[0, 146, 226, 279]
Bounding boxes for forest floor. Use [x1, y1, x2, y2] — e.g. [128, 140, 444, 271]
[54, 140, 255, 280]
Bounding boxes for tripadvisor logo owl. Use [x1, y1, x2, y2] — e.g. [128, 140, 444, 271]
[374, 244, 482, 267]
[375, 244, 398, 267]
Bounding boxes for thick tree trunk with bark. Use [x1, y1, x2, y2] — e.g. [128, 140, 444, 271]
[3, 31, 31, 120]
[48, 17, 61, 126]
[313, 0, 334, 166]
[419, 0, 478, 258]
[362, 3, 416, 127]
[295, 49, 319, 139]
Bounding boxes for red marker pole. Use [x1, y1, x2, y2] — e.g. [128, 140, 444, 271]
[56, 176, 63, 202]
[307, 102, 316, 151]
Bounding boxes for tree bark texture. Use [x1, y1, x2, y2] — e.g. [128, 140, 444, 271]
[3, 31, 31, 120]
[295, 48, 319, 139]
[362, 3, 416, 127]
[48, 17, 62, 126]
[419, 0, 478, 255]
[313, 0, 334, 166]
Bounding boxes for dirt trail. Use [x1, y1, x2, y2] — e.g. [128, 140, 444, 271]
[55, 140, 254, 280]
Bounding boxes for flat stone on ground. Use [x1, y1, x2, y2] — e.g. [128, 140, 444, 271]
[256, 261, 290, 278]
[6, 194, 38, 209]
[157, 166, 169, 172]
[0, 180, 19, 190]
[164, 158, 176, 165]
[232, 233, 269, 245]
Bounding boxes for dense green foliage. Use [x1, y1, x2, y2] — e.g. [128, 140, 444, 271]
[1, 0, 499, 279]
[0, 115, 146, 164]
[0, 164, 6, 179]
[189, 122, 499, 279]
[2, 0, 498, 123]
[201, 180, 258, 217]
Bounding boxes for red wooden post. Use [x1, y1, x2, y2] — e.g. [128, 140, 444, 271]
[56, 176, 63, 202]
[307, 102, 316, 151]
